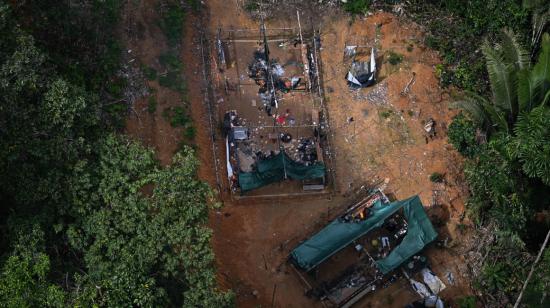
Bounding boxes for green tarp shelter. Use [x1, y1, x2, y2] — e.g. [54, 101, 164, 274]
[238, 151, 325, 192]
[290, 195, 437, 274]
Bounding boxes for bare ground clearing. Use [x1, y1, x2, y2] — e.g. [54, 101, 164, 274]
[124, 1, 475, 307]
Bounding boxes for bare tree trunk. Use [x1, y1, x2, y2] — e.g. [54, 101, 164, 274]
[513, 228, 550, 308]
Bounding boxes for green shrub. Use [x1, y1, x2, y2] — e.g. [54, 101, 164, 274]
[159, 71, 186, 93]
[244, 1, 259, 12]
[448, 113, 479, 158]
[343, 0, 371, 15]
[387, 51, 403, 65]
[457, 296, 477, 308]
[170, 106, 189, 127]
[147, 96, 157, 114]
[379, 109, 392, 119]
[429, 172, 444, 183]
[142, 66, 157, 80]
[184, 126, 196, 139]
[159, 52, 182, 71]
[158, 3, 186, 46]
[186, 0, 201, 12]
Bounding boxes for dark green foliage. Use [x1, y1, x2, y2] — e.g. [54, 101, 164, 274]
[244, 1, 259, 12]
[160, 51, 183, 71]
[0, 2, 229, 306]
[448, 113, 479, 158]
[343, 0, 371, 15]
[148, 95, 158, 113]
[449, 33, 550, 305]
[457, 296, 477, 308]
[170, 106, 190, 127]
[0, 226, 66, 307]
[159, 51, 187, 93]
[387, 51, 403, 65]
[184, 126, 197, 139]
[522, 249, 550, 307]
[159, 71, 187, 93]
[187, 0, 201, 13]
[63, 136, 233, 306]
[429, 172, 444, 183]
[401, 0, 530, 93]
[10, 0, 124, 93]
[158, 2, 186, 46]
[143, 65, 158, 80]
[512, 106, 550, 185]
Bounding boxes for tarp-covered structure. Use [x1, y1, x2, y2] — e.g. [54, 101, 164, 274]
[238, 151, 325, 192]
[346, 47, 376, 88]
[290, 195, 437, 273]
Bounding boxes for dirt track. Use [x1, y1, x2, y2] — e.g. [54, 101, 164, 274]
[124, 1, 474, 307]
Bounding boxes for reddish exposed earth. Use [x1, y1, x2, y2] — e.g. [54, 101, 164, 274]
[124, 1, 475, 307]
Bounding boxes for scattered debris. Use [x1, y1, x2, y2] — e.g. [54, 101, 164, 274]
[364, 80, 388, 105]
[401, 72, 416, 96]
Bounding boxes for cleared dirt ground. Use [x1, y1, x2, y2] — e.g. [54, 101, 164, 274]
[125, 1, 475, 307]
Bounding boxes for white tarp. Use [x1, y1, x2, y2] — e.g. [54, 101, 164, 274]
[410, 279, 432, 298]
[226, 137, 233, 180]
[422, 268, 447, 294]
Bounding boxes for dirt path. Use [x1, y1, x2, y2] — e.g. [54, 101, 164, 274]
[123, 1, 474, 307]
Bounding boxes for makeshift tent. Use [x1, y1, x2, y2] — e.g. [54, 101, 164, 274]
[238, 151, 325, 192]
[290, 195, 437, 273]
[346, 48, 376, 88]
[375, 197, 438, 274]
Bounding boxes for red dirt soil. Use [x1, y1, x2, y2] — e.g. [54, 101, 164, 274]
[124, 1, 475, 307]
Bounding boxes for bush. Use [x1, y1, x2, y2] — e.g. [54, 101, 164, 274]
[244, 1, 259, 12]
[379, 109, 392, 119]
[448, 113, 479, 158]
[147, 96, 157, 114]
[429, 172, 444, 183]
[457, 296, 477, 308]
[387, 51, 403, 65]
[343, 0, 371, 15]
[158, 3, 186, 46]
[184, 126, 196, 139]
[186, 0, 201, 12]
[170, 106, 189, 127]
[143, 66, 157, 80]
[159, 52, 182, 71]
[158, 52, 186, 93]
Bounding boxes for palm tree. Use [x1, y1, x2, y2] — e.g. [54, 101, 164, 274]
[455, 31, 550, 135]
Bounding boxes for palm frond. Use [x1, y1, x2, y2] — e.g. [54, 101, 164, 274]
[531, 7, 549, 50]
[501, 29, 529, 70]
[482, 41, 518, 122]
[541, 89, 550, 106]
[532, 33, 550, 97]
[517, 68, 542, 113]
[452, 92, 509, 133]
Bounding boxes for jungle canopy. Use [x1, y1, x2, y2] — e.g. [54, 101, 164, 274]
[290, 195, 437, 273]
[238, 151, 325, 192]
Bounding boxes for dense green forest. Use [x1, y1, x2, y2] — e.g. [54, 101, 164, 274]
[0, 1, 231, 306]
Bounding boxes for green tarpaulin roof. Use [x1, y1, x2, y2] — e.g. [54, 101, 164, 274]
[290, 195, 437, 273]
[238, 151, 325, 192]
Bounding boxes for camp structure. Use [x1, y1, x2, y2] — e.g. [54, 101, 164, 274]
[345, 47, 376, 88]
[218, 16, 331, 197]
[289, 194, 438, 307]
[224, 110, 327, 194]
[238, 151, 325, 192]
